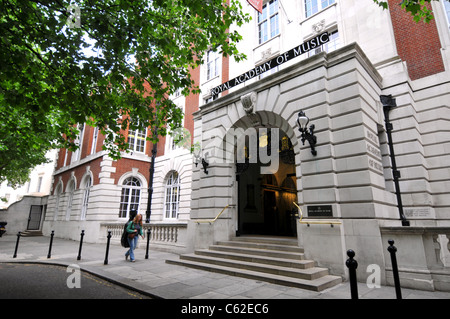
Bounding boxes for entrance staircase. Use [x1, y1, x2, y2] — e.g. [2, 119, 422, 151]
[166, 237, 342, 292]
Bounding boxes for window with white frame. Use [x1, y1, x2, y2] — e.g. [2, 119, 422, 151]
[91, 126, 99, 155]
[258, 0, 280, 44]
[204, 94, 218, 104]
[53, 183, 62, 221]
[65, 179, 75, 221]
[37, 176, 43, 192]
[164, 171, 180, 219]
[127, 128, 146, 153]
[71, 123, 85, 163]
[308, 29, 340, 57]
[80, 176, 91, 220]
[63, 149, 68, 167]
[305, 0, 335, 18]
[119, 177, 141, 218]
[444, 0, 450, 30]
[206, 49, 221, 81]
[169, 133, 182, 151]
[173, 88, 182, 98]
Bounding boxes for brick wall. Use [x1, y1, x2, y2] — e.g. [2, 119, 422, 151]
[184, 64, 200, 144]
[53, 156, 102, 193]
[388, 0, 445, 80]
[55, 148, 66, 170]
[111, 157, 150, 185]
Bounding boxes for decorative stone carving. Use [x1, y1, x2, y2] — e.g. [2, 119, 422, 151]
[240, 91, 257, 115]
[433, 234, 444, 266]
[203, 86, 213, 99]
[240, 91, 260, 127]
[312, 19, 326, 34]
[447, 234, 450, 256]
[261, 48, 272, 62]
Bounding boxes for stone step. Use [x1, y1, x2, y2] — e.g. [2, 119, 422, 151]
[230, 236, 299, 246]
[165, 236, 342, 291]
[216, 240, 304, 254]
[195, 249, 314, 269]
[20, 230, 43, 237]
[209, 244, 306, 260]
[179, 253, 329, 280]
[166, 258, 342, 292]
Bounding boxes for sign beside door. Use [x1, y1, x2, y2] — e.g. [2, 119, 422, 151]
[307, 205, 333, 217]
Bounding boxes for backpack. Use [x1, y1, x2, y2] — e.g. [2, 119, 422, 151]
[121, 221, 131, 248]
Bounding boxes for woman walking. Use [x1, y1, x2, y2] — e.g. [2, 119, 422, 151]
[125, 213, 144, 262]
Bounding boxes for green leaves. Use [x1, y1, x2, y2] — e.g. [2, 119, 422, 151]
[400, 0, 435, 22]
[0, 0, 250, 178]
[374, 0, 441, 23]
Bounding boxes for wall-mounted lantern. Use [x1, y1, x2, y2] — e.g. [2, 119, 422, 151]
[297, 110, 317, 156]
[194, 149, 209, 174]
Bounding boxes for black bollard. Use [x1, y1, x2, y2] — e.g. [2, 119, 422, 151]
[145, 228, 151, 259]
[346, 249, 359, 299]
[77, 230, 85, 260]
[13, 232, 21, 258]
[47, 230, 55, 259]
[388, 239, 402, 299]
[104, 231, 111, 265]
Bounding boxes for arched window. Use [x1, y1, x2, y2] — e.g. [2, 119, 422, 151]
[65, 179, 76, 221]
[80, 175, 91, 220]
[53, 183, 63, 221]
[164, 171, 180, 219]
[119, 177, 141, 218]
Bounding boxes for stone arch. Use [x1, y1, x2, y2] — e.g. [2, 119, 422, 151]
[231, 110, 300, 149]
[157, 154, 191, 187]
[54, 179, 64, 195]
[53, 179, 64, 221]
[65, 174, 77, 193]
[79, 168, 94, 190]
[117, 169, 148, 190]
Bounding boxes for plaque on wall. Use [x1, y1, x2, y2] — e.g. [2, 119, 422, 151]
[307, 205, 333, 217]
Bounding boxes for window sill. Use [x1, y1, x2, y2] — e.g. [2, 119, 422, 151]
[253, 33, 281, 52]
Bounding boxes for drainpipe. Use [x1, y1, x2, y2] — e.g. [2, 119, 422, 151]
[380, 95, 409, 226]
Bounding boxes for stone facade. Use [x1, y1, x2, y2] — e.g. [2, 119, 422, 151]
[187, 0, 450, 290]
[41, 0, 450, 291]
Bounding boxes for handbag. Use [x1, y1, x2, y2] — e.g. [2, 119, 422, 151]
[128, 232, 136, 239]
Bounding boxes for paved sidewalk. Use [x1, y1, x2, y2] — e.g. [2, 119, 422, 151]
[1, 234, 450, 300]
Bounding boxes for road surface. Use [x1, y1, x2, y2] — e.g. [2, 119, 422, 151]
[0, 263, 151, 299]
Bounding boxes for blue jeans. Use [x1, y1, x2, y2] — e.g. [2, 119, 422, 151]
[125, 235, 139, 261]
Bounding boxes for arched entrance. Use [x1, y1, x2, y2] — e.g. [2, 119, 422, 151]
[235, 129, 298, 237]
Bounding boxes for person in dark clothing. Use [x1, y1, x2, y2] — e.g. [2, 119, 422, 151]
[125, 213, 144, 262]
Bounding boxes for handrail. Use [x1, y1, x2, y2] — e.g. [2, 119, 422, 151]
[293, 202, 342, 227]
[195, 205, 230, 224]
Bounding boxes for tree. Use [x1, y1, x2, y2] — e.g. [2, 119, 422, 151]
[373, 0, 450, 23]
[0, 0, 250, 186]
